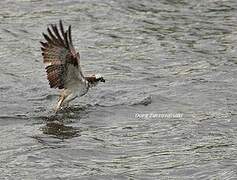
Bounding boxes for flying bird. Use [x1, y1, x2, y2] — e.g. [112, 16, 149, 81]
[40, 20, 105, 112]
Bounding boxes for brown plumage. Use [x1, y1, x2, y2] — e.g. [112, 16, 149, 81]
[40, 20, 105, 112]
[41, 20, 79, 89]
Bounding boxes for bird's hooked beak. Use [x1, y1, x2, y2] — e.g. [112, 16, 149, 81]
[95, 74, 105, 83]
[99, 77, 105, 83]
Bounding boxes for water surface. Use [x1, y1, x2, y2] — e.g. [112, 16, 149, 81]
[0, 0, 237, 179]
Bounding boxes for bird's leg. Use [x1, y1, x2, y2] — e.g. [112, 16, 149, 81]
[54, 94, 66, 113]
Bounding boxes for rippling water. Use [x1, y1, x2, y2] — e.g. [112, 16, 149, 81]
[0, 0, 237, 179]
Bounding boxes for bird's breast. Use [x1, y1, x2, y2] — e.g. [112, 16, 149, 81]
[72, 80, 89, 97]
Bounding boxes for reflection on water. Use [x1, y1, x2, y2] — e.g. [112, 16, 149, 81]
[41, 121, 80, 139]
[38, 106, 88, 139]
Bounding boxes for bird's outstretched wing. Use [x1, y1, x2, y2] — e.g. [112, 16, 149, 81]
[40, 20, 83, 89]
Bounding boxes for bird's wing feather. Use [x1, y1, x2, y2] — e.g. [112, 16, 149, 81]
[41, 20, 83, 89]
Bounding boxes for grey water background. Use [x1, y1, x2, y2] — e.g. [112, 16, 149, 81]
[0, 0, 237, 179]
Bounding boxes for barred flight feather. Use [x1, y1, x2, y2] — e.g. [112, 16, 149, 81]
[40, 20, 80, 89]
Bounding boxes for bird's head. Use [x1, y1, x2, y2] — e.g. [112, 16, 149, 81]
[95, 74, 105, 83]
[85, 74, 105, 87]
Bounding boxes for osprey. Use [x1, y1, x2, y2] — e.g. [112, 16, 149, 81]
[40, 20, 105, 112]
